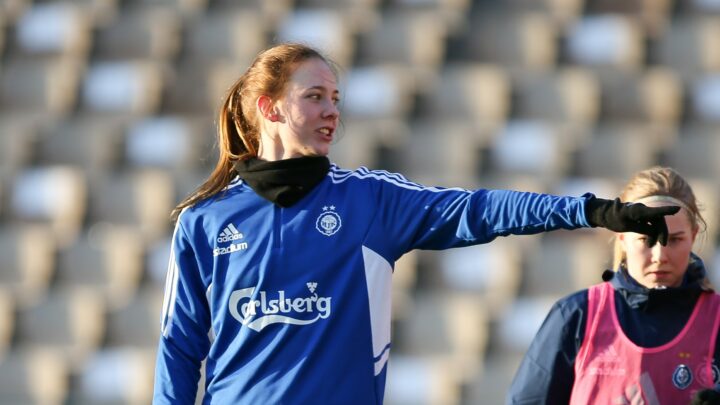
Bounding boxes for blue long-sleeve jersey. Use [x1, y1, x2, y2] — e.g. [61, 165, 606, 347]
[153, 165, 593, 404]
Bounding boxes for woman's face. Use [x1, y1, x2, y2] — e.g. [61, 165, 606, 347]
[619, 202, 697, 288]
[261, 58, 340, 160]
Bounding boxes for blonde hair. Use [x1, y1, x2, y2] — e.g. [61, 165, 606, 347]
[612, 166, 711, 289]
[171, 43, 336, 220]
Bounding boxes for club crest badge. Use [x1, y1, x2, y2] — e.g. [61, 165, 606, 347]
[316, 205, 342, 236]
[672, 364, 693, 390]
[696, 359, 720, 386]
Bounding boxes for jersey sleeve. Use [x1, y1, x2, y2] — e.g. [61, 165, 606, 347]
[153, 218, 211, 404]
[368, 173, 593, 257]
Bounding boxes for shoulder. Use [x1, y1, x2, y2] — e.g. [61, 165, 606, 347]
[551, 289, 590, 321]
[177, 179, 259, 230]
[327, 164, 413, 185]
[327, 164, 467, 193]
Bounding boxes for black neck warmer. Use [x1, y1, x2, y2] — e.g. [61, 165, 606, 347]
[233, 156, 330, 207]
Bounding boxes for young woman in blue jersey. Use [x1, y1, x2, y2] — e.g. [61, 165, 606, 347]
[152, 43, 680, 404]
[507, 167, 720, 404]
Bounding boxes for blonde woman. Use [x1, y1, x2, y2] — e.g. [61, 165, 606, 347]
[508, 167, 720, 404]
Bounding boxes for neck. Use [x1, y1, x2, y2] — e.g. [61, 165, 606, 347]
[257, 132, 285, 161]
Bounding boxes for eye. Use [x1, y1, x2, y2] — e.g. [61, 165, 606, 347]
[332, 96, 341, 105]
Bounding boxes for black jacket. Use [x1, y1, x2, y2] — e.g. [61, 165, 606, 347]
[506, 254, 719, 404]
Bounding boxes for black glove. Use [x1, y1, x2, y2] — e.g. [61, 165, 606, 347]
[585, 197, 680, 247]
[690, 388, 720, 405]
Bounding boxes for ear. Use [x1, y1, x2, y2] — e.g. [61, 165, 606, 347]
[257, 95, 278, 122]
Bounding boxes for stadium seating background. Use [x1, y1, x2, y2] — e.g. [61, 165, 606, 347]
[0, 0, 719, 403]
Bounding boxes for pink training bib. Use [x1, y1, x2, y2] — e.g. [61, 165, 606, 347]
[570, 282, 720, 405]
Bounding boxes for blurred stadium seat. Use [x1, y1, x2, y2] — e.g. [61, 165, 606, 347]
[328, 117, 410, 171]
[596, 67, 683, 125]
[0, 224, 56, 300]
[439, 237, 523, 318]
[0, 288, 14, 354]
[690, 73, 720, 123]
[575, 123, 674, 181]
[385, 354, 462, 405]
[403, 118, 485, 187]
[15, 287, 106, 362]
[655, 16, 720, 81]
[182, 9, 266, 64]
[81, 60, 165, 116]
[104, 287, 163, 348]
[56, 225, 145, 305]
[461, 11, 559, 70]
[122, 0, 207, 17]
[565, 14, 645, 71]
[664, 124, 720, 181]
[276, 8, 356, 68]
[684, 0, 720, 13]
[356, 10, 447, 84]
[0, 116, 38, 173]
[0, 0, 32, 24]
[13, 2, 92, 58]
[420, 62, 511, 130]
[125, 116, 214, 170]
[396, 292, 489, 382]
[35, 116, 126, 171]
[505, 0, 583, 28]
[162, 59, 240, 115]
[494, 295, 557, 355]
[92, 8, 181, 61]
[583, 0, 673, 33]
[511, 67, 600, 126]
[11, 166, 87, 245]
[86, 170, 175, 241]
[74, 347, 156, 405]
[522, 232, 611, 298]
[0, 10, 4, 56]
[490, 119, 575, 179]
[0, 56, 83, 117]
[341, 65, 416, 120]
[0, 348, 69, 405]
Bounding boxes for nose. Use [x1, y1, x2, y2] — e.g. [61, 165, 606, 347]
[650, 242, 669, 264]
[323, 100, 339, 120]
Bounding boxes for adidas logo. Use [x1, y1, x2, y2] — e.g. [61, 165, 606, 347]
[597, 345, 619, 361]
[217, 224, 244, 243]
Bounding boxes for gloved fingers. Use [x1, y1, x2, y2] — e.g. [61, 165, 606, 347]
[649, 218, 670, 247]
[625, 203, 677, 247]
[619, 219, 668, 247]
[626, 204, 680, 222]
[645, 234, 659, 248]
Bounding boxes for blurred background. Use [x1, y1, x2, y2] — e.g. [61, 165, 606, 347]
[0, 0, 719, 403]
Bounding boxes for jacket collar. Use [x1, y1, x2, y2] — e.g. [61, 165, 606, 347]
[233, 156, 330, 207]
